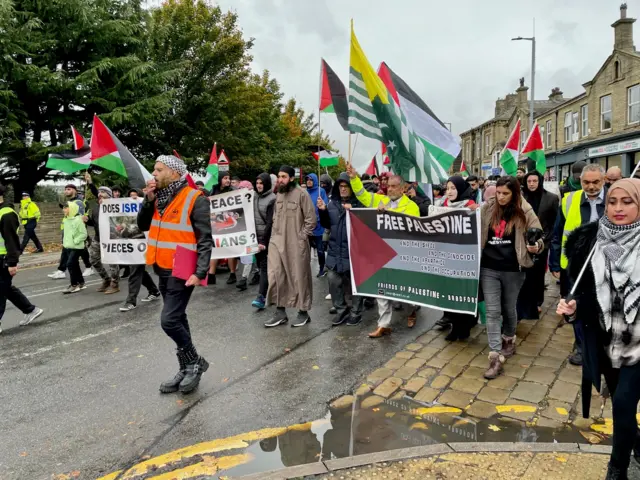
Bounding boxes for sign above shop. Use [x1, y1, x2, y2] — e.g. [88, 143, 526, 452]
[588, 137, 640, 158]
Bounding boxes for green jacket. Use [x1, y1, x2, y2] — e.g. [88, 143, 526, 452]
[19, 198, 41, 224]
[350, 176, 420, 217]
[62, 201, 87, 249]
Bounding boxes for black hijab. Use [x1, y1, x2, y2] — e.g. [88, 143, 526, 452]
[523, 171, 544, 214]
[447, 175, 474, 203]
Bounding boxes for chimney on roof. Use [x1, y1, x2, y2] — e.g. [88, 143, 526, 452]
[612, 3, 636, 53]
[516, 78, 528, 109]
[549, 87, 564, 102]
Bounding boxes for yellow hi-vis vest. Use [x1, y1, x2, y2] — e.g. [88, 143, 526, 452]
[0, 207, 18, 255]
[560, 190, 583, 269]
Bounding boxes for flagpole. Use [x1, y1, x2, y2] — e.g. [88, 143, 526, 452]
[318, 106, 322, 177]
[348, 133, 352, 165]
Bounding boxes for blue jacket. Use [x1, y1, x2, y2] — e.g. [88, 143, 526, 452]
[305, 173, 328, 236]
[319, 173, 364, 273]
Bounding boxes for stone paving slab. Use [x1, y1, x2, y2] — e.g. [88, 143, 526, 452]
[334, 276, 616, 453]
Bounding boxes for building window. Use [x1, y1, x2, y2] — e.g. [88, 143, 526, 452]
[475, 137, 480, 159]
[581, 104, 588, 137]
[628, 85, 640, 125]
[601, 95, 612, 131]
[540, 126, 545, 148]
[615, 60, 620, 80]
[546, 120, 552, 148]
[520, 129, 526, 149]
[485, 133, 491, 155]
[564, 111, 572, 143]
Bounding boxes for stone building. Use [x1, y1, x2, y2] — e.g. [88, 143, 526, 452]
[533, 4, 640, 180]
[460, 4, 640, 179]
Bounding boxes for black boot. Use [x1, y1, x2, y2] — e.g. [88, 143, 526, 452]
[249, 272, 260, 286]
[236, 278, 247, 291]
[179, 344, 209, 394]
[605, 463, 628, 480]
[159, 349, 188, 394]
[226, 273, 237, 285]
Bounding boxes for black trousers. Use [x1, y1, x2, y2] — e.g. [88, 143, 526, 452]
[126, 265, 160, 305]
[256, 250, 268, 298]
[517, 250, 548, 320]
[0, 264, 34, 321]
[20, 219, 42, 251]
[58, 246, 91, 271]
[158, 275, 194, 348]
[603, 361, 640, 471]
[66, 249, 84, 286]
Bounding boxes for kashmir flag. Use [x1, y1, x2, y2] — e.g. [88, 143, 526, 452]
[204, 144, 219, 191]
[90, 115, 152, 188]
[460, 160, 469, 178]
[499, 119, 521, 176]
[319, 59, 349, 131]
[522, 123, 546, 175]
[46, 126, 92, 174]
[347, 23, 451, 183]
[312, 149, 340, 167]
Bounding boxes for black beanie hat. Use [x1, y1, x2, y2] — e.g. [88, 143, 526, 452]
[279, 165, 295, 178]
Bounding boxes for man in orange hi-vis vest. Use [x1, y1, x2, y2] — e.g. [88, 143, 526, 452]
[137, 155, 213, 394]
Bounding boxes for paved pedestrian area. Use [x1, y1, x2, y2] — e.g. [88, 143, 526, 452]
[313, 451, 609, 479]
[330, 280, 614, 437]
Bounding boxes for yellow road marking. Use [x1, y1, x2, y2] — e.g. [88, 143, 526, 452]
[145, 453, 253, 480]
[591, 418, 613, 435]
[495, 405, 537, 414]
[414, 406, 462, 415]
[410, 422, 429, 431]
[555, 407, 569, 416]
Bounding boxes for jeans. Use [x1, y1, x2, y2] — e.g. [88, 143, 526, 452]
[0, 264, 35, 321]
[126, 265, 160, 305]
[20, 219, 42, 251]
[158, 275, 194, 348]
[480, 268, 525, 352]
[312, 235, 326, 271]
[88, 240, 119, 282]
[66, 249, 85, 286]
[603, 362, 640, 471]
[327, 268, 364, 317]
[256, 250, 269, 298]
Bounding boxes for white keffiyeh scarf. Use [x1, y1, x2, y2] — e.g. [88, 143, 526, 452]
[591, 216, 640, 330]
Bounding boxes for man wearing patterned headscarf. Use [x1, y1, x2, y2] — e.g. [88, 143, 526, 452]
[137, 155, 213, 394]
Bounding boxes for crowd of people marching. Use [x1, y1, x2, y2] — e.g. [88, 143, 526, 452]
[1, 154, 639, 477]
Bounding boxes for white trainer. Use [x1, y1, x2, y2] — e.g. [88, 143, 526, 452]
[48, 270, 66, 280]
[82, 267, 94, 277]
[20, 307, 43, 326]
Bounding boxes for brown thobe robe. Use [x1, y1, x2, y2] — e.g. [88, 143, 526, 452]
[267, 184, 316, 310]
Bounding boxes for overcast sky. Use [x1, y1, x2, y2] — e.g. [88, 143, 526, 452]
[151, 0, 628, 170]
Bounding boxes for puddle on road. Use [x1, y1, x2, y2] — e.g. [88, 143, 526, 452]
[208, 394, 611, 479]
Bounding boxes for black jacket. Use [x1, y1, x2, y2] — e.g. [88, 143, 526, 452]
[0, 201, 21, 267]
[522, 172, 559, 250]
[565, 221, 607, 418]
[411, 192, 431, 217]
[137, 185, 213, 279]
[319, 173, 364, 273]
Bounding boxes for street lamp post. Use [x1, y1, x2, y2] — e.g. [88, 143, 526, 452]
[512, 32, 536, 134]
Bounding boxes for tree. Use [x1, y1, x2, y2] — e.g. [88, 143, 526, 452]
[0, 0, 177, 199]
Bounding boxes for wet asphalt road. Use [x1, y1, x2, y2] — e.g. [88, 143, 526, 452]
[0, 262, 439, 480]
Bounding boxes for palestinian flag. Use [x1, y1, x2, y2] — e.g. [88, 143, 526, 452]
[522, 123, 546, 175]
[382, 143, 390, 165]
[499, 119, 521, 176]
[312, 149, 340, 167]
[365, 155, 379, 176]
[90, 115, 152, 188]
[347, 24, 453, 183]
[319, 59, 349, 131]
[46, 126, 92, 174]
[460, 160, 469, 178]
[204, 144, 219, 191]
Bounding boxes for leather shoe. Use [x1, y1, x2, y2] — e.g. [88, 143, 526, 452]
[368, 327, 391, 338]
[407, 311, 417, 328]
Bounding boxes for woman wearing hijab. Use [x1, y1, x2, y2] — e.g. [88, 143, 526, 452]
[441, 175, 477, 209]
[438, 176, 478, 340]
[558, 179, 640, 480]
[481, 176, 543, 379]
[517, 171, 559, 320]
